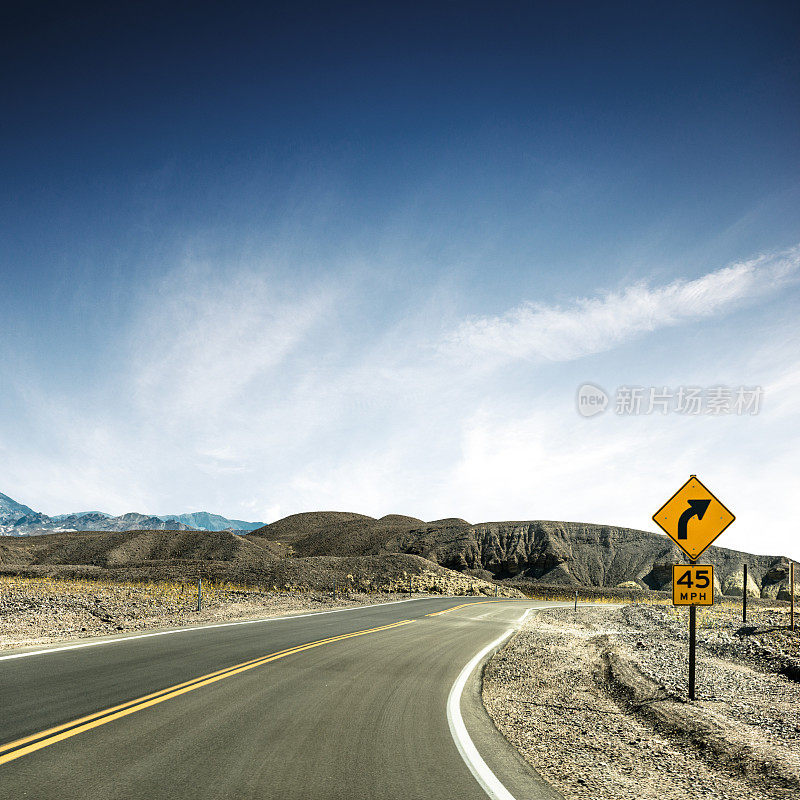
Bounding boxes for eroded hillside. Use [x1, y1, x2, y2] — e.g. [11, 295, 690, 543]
[250, 513, 793, 598]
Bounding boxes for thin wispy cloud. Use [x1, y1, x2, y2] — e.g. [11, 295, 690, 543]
[130, 263, 339, 422]
[444, 247, 800, 366]
[2, 244, 798, 557]
[3, 2, 798, 564]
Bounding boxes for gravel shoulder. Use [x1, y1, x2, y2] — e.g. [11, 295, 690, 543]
[483, 603, 800, 800]
[0, 575, 415, 651]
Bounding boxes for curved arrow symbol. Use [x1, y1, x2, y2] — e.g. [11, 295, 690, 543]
[677, 498, 711, 540]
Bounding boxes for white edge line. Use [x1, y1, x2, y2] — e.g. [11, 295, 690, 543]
[446, 603, 545, 800]
[0, 596, 428, 662]
[447, 627, 519, 800]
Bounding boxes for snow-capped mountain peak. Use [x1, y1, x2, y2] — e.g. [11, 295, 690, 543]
[0, 492, 265, 536]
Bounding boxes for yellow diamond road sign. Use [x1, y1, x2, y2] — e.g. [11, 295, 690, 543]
[653, 475, 735, 561]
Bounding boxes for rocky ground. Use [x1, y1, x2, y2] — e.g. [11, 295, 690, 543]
[483, 603, 800, 800]
[0, 575, 417, 650]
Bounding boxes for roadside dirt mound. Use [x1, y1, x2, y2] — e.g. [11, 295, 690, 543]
[484, 606, 800, 800]
[605, 650, 800, 792]
[0, 578, 420, 651]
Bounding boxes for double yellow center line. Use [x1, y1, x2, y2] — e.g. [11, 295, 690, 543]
[0, 619, 413, 766]
[425, 600, 514, 617]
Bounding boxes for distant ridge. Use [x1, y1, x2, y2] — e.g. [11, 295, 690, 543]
[2, 496, 796, 599]
[0, 492, 39, 524]
[0, 491, 264, 536]
[157, 512, 264, 532]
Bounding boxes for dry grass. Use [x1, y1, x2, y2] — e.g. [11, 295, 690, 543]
[0, 573, 257, 610]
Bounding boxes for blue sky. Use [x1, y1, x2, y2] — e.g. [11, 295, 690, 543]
[1, 2, 799, 557]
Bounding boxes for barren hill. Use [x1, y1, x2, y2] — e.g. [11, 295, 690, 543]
[0, 527, 518, 597]
[250, 513, 794, 599]
[252, 512, 426, 556]
[0, 529, 262, 567]
[0, 512, 793, 599]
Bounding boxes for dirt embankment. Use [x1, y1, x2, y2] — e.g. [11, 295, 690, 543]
[0, 565, 522, 651]
[483, 604, 800, 800]
[0, 575, 415, 651]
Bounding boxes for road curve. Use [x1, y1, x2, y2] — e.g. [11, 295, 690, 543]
[0, 597, 564, 799]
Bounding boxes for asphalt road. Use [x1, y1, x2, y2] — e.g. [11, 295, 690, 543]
[0, 597, 564, 799]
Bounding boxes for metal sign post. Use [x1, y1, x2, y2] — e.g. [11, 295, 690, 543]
[673, 561, 714, 702]
[688, 603, 697, 700]
[657, 475, 734, 702]
[673, 560, 711, 700]
[743, 564, 747, 623]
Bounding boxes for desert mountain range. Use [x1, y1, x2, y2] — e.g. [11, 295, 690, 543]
[248, 512, 794, 598]
[0, 496, 795, 599]
[0, 492, 264, 535]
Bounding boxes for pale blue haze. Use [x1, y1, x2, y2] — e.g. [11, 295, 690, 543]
[1, 2, 799, 556]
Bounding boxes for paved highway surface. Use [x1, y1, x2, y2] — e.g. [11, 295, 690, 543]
[0, 597, 565, 799]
